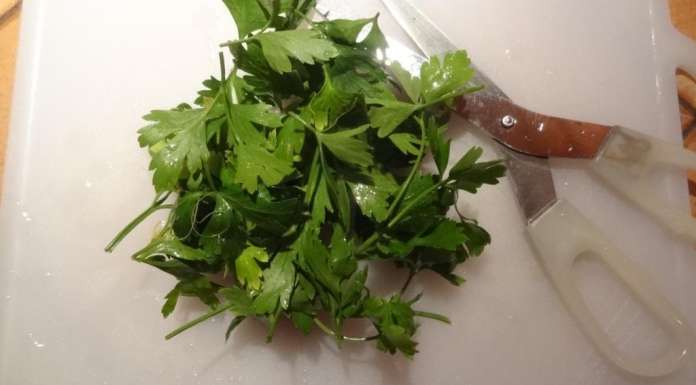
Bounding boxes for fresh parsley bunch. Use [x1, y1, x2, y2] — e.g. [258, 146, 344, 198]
[106, 0, 505, 358]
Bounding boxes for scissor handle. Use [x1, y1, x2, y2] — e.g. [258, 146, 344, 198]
[528, 199, 694, 377]
[592, 126, 696, 244]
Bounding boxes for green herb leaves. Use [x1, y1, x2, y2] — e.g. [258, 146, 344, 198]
[318, 125, 373, 167]
[235, 246, 270, 291]
[367, 50, 479, 138]
[420, 50, 476, 103]
[222, 0, 318, 37]
[254, 30, 339, 73]
[107, 2, 505, 358]
[450, 147, 506, 193]
[139, 106, 220, 193]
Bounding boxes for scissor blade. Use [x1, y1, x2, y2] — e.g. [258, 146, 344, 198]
[504, 151, 558, 223]
[381, 0, 507, 99]
[380, 0, 456, 58]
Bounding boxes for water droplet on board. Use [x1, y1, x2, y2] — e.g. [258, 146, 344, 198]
[537, 123, 545, 133]
[84, 180, 93, 189]
[21, 211, 32, 222]
[44, 272, 54, 277]
[567, 145, 575, 152]
[27, 333, 45, 348]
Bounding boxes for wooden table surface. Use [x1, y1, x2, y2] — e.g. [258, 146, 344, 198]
[0, 1, 695, 189]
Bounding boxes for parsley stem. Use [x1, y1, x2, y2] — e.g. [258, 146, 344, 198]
[104, 193, 172, 253]
[287, 111, 315, 133]
[219, 36, 254, 48]
[399, 270, 416, 295]
[312, 318, 378, 342]
[204, 166, 217, 190]
[383, 115, 428, 224]
[355, 233, 380, 255]
[414, 311, 451, 324]
[165, 303, 235, 340]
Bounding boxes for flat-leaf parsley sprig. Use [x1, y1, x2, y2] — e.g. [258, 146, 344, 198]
[106, 0, 505, 358]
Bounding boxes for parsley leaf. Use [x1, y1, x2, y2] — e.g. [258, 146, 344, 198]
[316, 17, 374, 44]
[420, 50, 476, 103]
[253, 30, 339, 73]
[138, 106, 220, 193]
[134, 239, 216, 264]
[253, 250, 297, 314]
[389, 133, 422, 156]
[222, 0, 268, 37]
[220, 286, 254, 315]
[367, 99, 420, 138]
[309, 67, 357, 131]
[349, 167, 398, 222]
[234, 145, 295, 192]
[227, 103, 283, 146]
[311, 167, 334, 225]
[389, 62, 422, 103]
[411, 219, 469, 251]
[235, 245, 270, 291]
[363, 295, 418, 357]
[319, 125, 373, 167]
[296, 228, 341, 297]
[225, 103, 294, 192]
[426, 118, 451, 177]
[449, 146, 506, 193]
[162, 276, 221, 317]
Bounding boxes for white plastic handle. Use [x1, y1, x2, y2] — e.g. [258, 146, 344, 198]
[592, 126, 696, 244]
[528, 199, 694, 377]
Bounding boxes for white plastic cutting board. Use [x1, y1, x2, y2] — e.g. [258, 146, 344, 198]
[2, 0, 696, 384]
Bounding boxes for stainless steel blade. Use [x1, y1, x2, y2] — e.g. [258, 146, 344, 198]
[503, 151, 558, 222]
[316, 0, 558, 222]
[381, 0, 457, 57]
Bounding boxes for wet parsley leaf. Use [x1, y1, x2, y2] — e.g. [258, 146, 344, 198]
[252, 30, 339, 73]
[236, 245, 270, 291]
